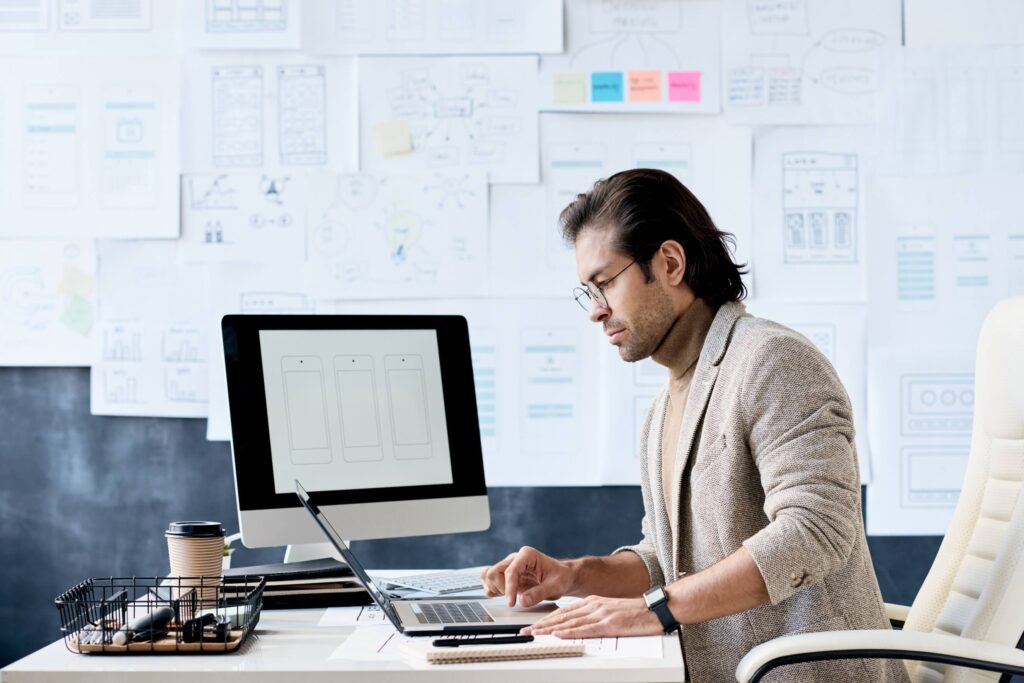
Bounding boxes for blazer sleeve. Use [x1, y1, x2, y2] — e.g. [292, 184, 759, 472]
[738, 333, 862, 605]
[612, 510, 665, 589]
[611, 390, 666, 589]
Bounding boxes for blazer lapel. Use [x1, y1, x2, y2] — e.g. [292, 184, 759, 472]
[668, 302, 746, 577]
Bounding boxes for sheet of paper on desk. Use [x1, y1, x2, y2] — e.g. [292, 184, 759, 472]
[319, 605, 391, 628]
[329, 625, 402, 661]
[575, 636, 664, 659]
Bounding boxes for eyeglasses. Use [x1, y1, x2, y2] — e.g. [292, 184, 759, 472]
[572, 259, 638, 312]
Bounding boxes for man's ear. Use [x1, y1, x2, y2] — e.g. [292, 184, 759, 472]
[658, 240, 687, 286]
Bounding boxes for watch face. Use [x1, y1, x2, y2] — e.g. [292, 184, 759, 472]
[644, 586, 666, 607]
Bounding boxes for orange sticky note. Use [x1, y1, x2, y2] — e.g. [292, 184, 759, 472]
[628, 71, 662, 102]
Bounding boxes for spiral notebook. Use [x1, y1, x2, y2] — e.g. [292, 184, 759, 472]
[400, 636, 584, 664]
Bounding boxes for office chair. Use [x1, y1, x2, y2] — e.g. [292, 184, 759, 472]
[737, 295, 1024, 682]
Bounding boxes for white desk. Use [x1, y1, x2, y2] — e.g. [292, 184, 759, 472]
[2, 606, 686, 682]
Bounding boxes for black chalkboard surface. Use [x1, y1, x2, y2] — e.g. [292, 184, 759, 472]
[0, 367, 943, 669]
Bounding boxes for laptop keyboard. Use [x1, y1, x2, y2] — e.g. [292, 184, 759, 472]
[413, 601, 494, 624]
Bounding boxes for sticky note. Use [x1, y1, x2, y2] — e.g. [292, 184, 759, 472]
[58, 265, 94, 299]
[668, 71, 701, 102]
[553, 72, 587, 104]
[628, 71, 662, 102]
[591, 72, 624, 102]
[374, 120, 412, 157]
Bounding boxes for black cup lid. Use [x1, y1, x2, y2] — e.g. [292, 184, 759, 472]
[166, 521, 224, 538]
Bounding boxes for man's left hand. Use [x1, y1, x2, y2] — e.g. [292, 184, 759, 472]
[520, 596, 664, 638]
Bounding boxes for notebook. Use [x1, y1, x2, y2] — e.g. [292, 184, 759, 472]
[400, 635, 584, 664]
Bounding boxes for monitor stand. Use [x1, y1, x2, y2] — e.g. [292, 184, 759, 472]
[283, 542, 344, 564]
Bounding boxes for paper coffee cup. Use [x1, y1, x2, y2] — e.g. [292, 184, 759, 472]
[166, 521, 225, 604]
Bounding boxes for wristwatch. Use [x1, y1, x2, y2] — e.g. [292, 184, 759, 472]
[643, 586, 680, 633]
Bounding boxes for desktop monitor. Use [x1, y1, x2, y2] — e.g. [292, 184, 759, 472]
[222, 314, 490, 547]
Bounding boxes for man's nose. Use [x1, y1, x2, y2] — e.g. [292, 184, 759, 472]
[588, 298, 610, 324]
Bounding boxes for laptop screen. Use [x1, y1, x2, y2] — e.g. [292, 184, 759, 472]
[294, 480, 398, 624]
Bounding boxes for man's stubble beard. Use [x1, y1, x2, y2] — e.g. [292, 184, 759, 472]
[617, 285, 677, 363]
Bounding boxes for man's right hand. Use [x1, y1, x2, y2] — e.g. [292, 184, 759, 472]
[480, 546, 577, 608]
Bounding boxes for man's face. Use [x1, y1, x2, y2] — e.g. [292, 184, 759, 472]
[575, 226, 676, 362]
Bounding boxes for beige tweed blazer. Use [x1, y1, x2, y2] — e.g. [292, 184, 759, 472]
[615, 302, 909, 683]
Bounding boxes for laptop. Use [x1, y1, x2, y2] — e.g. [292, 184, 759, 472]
[295, 480, 557, 635]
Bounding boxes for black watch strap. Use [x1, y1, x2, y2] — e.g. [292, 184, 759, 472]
[644, 587, 680, 633]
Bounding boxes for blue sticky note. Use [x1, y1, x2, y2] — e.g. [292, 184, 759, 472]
[591, 72, 624, 102]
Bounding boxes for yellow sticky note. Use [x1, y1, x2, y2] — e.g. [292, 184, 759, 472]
[553, 72, 587, 104]
[58, 265, 94, 299]
[374, 120, 413, 157]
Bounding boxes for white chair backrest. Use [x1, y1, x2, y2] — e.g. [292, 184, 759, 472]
[902, 295, 1024, 682]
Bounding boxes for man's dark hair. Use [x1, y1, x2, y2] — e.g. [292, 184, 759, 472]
[559, 168, 747, 306]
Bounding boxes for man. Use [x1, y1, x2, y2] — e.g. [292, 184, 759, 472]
[481, 169, 906, 682]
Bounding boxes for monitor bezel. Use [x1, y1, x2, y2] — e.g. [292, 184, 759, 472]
[223, 314, 487, 512]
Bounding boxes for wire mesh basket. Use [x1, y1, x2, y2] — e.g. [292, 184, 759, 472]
[55, 575, 265, 654]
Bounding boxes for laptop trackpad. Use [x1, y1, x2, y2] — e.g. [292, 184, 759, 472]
[485, 602, 558, 620]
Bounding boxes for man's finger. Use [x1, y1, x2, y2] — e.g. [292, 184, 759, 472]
[483, 553, 517, 595]
[527, 600, 591, 631]
[552, 621, 607, 639]
[503, 556, 527, 607]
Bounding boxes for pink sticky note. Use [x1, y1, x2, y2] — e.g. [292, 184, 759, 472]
[628, 71, 662, 102]
[668, 71, 701, 103]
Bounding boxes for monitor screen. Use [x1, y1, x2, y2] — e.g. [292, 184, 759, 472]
[258, 328, 453, 494]
[222, 314, 488, 545]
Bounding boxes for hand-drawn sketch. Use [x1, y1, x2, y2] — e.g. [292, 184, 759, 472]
[540, 0, 721, 113]
[181, 173, 305, 263]
[0, 240, 95, 366]
[307, 172, 488, 299]
[782, 151, 858, 264]
[360, 56, 538, 183]
[212, 65, 264, 167]
[277, 64, 327, 165]
[724, 0, 897, 124]
[899, 372, 973, 509]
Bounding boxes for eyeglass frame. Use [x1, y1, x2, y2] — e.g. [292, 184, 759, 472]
[572, 258, 639, 312]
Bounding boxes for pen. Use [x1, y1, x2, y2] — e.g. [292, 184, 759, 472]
[432, 635, 534, 647]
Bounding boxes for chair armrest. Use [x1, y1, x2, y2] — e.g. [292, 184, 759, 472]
[885, 602, 910, 628]
[736, 629, 1024, 683]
